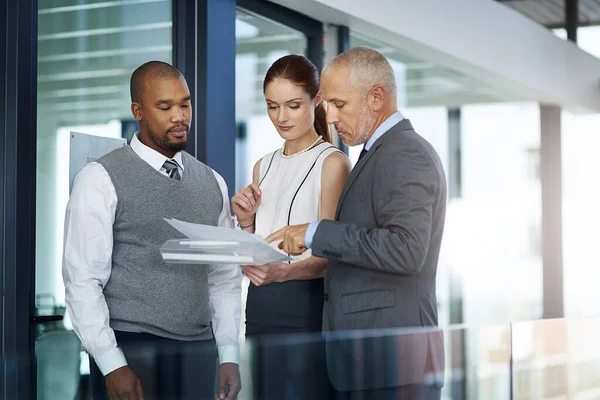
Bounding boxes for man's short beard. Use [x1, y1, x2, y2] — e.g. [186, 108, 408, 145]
[147, 123, 188, 153]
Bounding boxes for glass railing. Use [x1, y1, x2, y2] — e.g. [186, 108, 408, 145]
[512, 318, 600, 399]
[19, 317, 600, 399]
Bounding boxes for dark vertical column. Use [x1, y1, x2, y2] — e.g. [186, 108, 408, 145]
[173, 0, 198, 158]
[565, 0, 578, 43]
[0, 9, 5, 395]
[449, 272, 466, 400]
[173, 0, 237, 198]
[307, 28, 324, 72]
[540, 105, 564, 319]
[1, 0, 39, 398]
[335, 25, 350, 154]
[337, 25, 350, 54]
[199, 0, 236, 198]
[447, 108, 463, 199]
[447, 107, 466, 399]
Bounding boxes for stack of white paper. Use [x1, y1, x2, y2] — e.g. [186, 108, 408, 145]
[160, 218, 292, 265]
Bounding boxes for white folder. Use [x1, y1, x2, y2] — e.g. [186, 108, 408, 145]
[160, 218, 292, 265]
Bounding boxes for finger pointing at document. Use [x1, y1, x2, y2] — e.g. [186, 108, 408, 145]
[266, 223, 310, 256]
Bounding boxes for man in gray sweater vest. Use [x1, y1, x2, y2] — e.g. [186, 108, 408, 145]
[63, 61, 242, 400]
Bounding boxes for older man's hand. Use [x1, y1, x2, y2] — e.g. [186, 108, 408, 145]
[265, 223, 310, 256]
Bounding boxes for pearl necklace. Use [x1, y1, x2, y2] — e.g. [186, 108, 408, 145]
[281, 136, 323, 159]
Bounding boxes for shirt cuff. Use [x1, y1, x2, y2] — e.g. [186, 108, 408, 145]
[305, 222, 320, 249]
[95, 347, 128, 376]
[218, 344, 240, 365]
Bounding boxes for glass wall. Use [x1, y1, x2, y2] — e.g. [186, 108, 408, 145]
[37, 0, 172, 311]
[459, 103, 543, 323]
[512, 318, 600, 399]
[558, 26, 600, 319]
[235, 9, 306, 192]
[36, 1, 172, 398]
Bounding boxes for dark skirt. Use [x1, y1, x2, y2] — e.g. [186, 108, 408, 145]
[245, 278, 331, 400]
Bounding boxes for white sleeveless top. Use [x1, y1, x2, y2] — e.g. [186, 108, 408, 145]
[255, 141, 341, 262]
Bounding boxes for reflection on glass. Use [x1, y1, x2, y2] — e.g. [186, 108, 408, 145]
[235, 324, 511, 400]
[36, 1, 172, 398]
[512, 318, 600, 399]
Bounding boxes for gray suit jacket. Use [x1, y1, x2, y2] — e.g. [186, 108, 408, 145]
[312, 119, 447, 391]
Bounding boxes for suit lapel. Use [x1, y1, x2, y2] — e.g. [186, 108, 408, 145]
[335, 143, 379, 219]
[335, 119, 414, 219]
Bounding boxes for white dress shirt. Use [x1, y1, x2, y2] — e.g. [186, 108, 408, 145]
[63, 133, 242, 376]
[362, 110, 405, 152]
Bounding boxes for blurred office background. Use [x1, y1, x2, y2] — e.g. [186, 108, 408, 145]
[4, 0, 600, 398]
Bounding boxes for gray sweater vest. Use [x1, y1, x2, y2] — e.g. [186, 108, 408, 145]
[97, 146, 222, 341]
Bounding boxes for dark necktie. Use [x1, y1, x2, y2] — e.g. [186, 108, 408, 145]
[358, 146, 368, 162]
[163, 159, 181, 180]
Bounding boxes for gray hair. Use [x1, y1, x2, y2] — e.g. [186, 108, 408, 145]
[325, 47, 397, 100]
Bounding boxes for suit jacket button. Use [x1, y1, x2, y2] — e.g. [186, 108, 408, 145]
[324, 294, 329, 301]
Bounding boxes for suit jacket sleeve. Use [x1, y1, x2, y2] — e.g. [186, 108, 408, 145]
[311, 141, 439, 275]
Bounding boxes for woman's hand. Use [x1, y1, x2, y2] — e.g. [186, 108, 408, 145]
[231, 183, 262, 225]
[242, 263, 289, 286]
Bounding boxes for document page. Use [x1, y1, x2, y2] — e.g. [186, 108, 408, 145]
[160, 218, 292, 265]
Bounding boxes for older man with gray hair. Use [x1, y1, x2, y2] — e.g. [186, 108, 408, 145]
[268, 47, 447, 399]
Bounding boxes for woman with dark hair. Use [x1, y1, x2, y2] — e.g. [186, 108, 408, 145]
[232, 54, 350, 399]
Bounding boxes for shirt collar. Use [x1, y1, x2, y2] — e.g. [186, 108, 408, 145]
[364, 110, 405, 151]
[130, 132, 184, 172]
